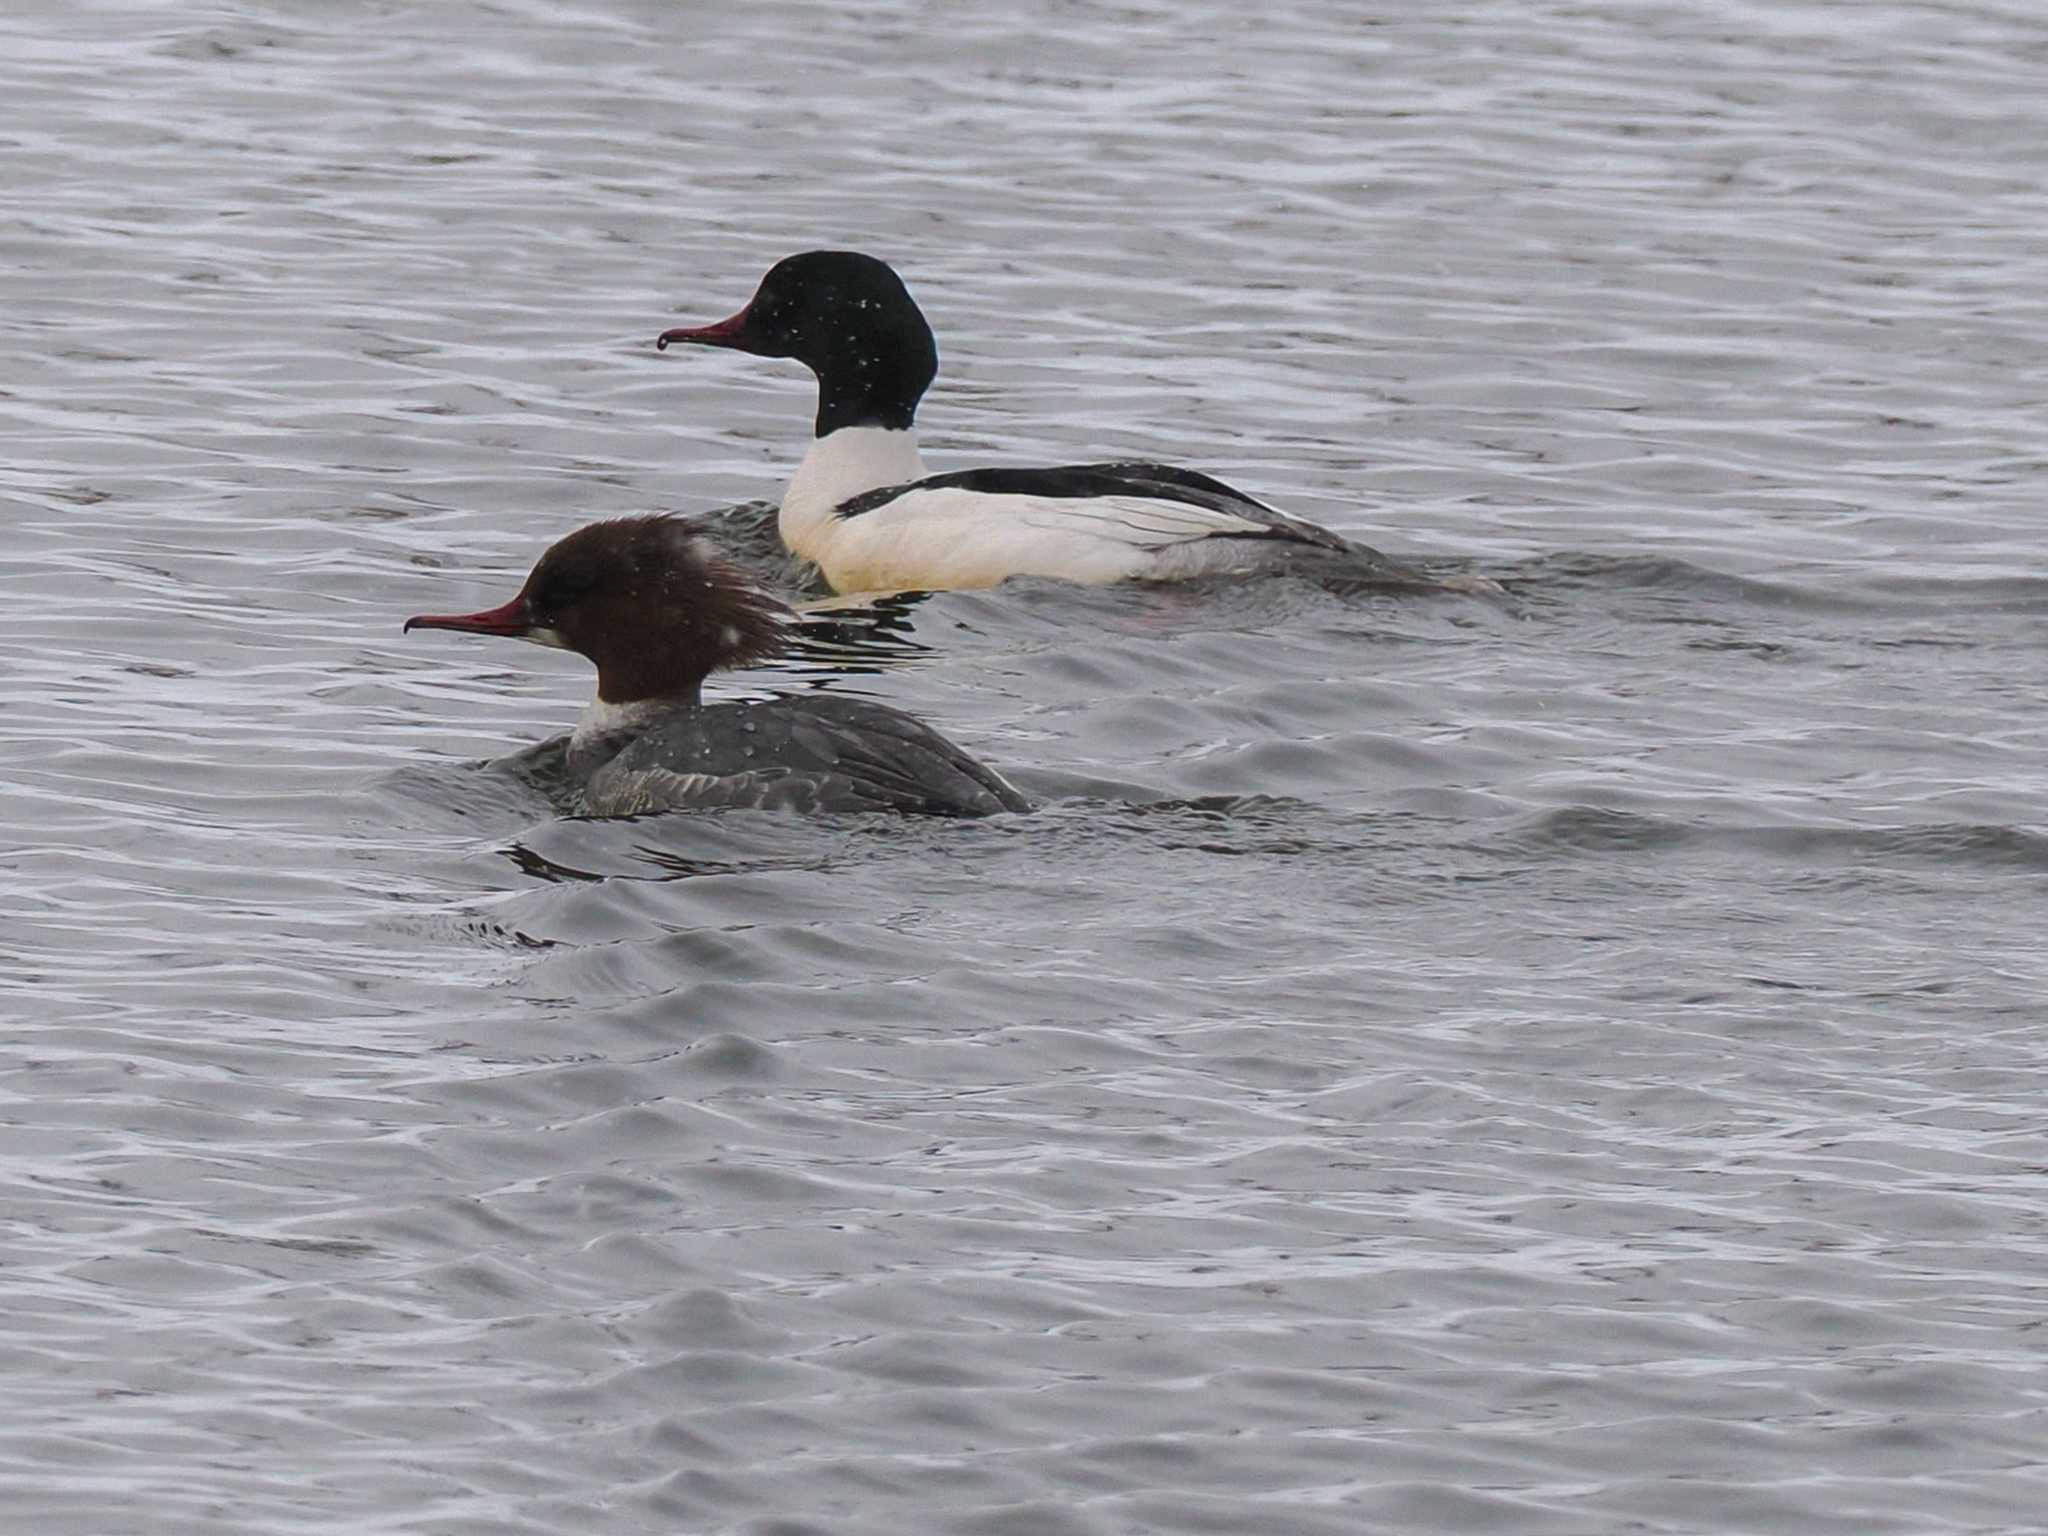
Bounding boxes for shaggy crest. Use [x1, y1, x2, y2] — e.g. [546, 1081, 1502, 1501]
[406, 515, 789, 707]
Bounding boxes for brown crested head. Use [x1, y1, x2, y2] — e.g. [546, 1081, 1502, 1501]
[405, 515, 788, 705]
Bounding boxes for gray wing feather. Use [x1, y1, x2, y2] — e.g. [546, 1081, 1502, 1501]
[576, 697, 1029, 818]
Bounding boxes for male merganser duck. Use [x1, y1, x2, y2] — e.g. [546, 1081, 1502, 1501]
[404, 515, 1029, 817]
[656, 250, 1450, 596]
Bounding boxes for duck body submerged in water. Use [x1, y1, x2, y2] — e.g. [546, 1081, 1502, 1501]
[405, 515, 1028, 817]
[657, 250, 1457, 596]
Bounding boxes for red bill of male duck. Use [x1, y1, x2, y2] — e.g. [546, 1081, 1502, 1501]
[405, 515, 1029, 817]
[656, 250, 1474, 597]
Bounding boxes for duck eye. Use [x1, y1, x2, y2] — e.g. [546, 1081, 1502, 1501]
[535, 565, 596, 614]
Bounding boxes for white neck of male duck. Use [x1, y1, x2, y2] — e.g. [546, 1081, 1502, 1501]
[779, 425, 929, 567]
[653, 253, 941, 569]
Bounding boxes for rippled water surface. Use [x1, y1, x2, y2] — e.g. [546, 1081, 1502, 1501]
[5, 3, 2048, 1532]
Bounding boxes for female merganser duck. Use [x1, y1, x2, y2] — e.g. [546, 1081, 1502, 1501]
[656, 250, 1450, 596]
[405, 515, 1029, 817]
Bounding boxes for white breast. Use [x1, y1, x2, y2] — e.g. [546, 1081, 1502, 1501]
[779, 427, 928, 562]
[568, 695, 668, 774]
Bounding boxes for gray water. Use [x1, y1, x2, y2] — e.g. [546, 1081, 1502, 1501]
[4, 2, 2047, 1532]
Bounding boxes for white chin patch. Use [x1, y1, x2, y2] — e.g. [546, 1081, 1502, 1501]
[517, 627, 569, 651]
